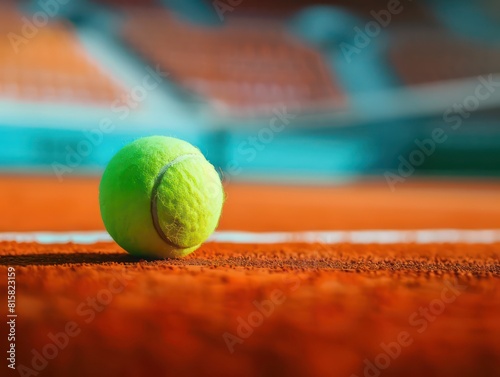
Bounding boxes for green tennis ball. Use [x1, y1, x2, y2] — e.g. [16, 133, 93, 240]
[99, 136, 224, 259]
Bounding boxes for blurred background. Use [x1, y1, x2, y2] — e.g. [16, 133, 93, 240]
[1, 0, 500, 183]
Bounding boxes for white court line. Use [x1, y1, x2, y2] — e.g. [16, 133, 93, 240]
[0, 230, 500, 244]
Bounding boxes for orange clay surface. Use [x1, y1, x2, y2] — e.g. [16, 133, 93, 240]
[0, 176, 499, 377]
[2, 176, 500, 231]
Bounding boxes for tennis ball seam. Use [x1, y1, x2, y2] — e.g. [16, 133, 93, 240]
[150, 153, 204, 249]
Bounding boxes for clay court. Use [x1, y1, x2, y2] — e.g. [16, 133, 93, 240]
[1, 177, 499, 377]
[2, 1, 500, 376]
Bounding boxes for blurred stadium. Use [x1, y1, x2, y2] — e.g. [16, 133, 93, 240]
[1, 0, 500, 181]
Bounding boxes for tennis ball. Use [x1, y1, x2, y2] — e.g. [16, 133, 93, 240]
[99, 136, 224, 259]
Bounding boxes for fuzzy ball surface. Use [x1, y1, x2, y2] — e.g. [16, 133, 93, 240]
[99, 136, 224, 258]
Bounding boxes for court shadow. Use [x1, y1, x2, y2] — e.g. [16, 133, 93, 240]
[0, 253, 144, 266]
